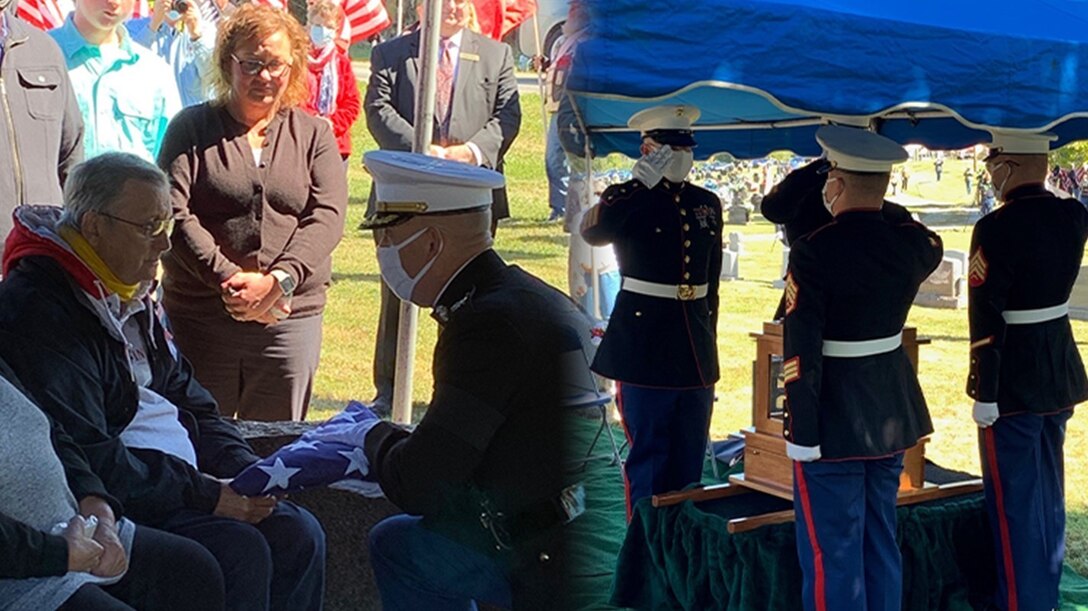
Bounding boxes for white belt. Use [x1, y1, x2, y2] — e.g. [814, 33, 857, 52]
[822, 332, 903, 358]
[1002, 302, 1069, 325]
[621, 277, 708, 301]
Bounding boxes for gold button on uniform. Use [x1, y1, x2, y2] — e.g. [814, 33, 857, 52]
[674, 195, 681, 203]
[684, 256, 691, 263]
[684, 240, 691, 247]
[680, 209, 687, 216]
[683, 272, 691, 280]
[635, 311, 642, 317]
[683, 224, 690, 231]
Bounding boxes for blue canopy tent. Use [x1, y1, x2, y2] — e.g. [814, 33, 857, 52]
[567, 0, 1088, 159]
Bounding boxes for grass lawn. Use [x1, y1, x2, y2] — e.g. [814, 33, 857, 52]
[319, 84, 1088, 574]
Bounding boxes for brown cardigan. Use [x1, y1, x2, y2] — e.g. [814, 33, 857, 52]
[157, 103, 348, 319]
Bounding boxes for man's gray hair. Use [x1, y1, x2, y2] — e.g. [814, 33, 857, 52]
[60, 152, 170, 229]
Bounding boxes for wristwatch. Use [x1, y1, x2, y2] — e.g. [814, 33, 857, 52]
[270, 269, 296, 297]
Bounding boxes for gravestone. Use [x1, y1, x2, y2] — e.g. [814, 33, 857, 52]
[1070, 265, 1088, 320]
[772, 247, 790, 289]
[913, 256, 966, 309]
[721, 232, 743, 280]
[727, 231, 744, 255]
[945, 249, 969, 276]
[726, 204, 750, 225]
[721, 249, 740, 281]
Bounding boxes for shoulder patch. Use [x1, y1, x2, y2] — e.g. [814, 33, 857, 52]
[784, 272, 799, 315]
[783, 356, 800, 384]
[968, 248, 988, 288]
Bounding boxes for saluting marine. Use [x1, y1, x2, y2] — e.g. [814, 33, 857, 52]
[761, 152, 914, 319]
[581, 105, 721, 518]
[783, 126, 942, 611]
[967, 131, 1088, 611]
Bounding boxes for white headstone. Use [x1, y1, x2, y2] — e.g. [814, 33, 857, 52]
[721, 249, 740, 281]
[772, 247, 791, 289]
[914, 256, 966, 309]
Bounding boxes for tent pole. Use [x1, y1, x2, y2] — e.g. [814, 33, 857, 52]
[531, 14, 549, 141]
[564, 89, 603, 320]
[390, 0, 442, 426]
[396, 0, 403, 36]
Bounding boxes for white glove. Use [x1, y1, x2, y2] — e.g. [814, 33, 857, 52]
[631, 145, 673, 188]
[972, 401, 1000, 428]
[786, 442, 822, 462]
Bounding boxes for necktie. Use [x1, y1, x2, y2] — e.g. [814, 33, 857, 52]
[435, 39, 454, 142]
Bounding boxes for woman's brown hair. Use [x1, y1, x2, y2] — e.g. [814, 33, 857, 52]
[211, 3, 311, 109]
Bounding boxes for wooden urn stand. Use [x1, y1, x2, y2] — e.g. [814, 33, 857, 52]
[652, 321, 983, 533]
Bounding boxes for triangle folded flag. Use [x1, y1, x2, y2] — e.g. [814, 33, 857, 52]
[230, 401, 383, 497]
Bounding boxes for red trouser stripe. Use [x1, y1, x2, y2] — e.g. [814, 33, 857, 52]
[984, 427, 1018, 611]
[615, 382, 634, 522]
[794, 461, 827, 611]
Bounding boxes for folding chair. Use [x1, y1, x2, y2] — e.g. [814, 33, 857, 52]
[560, 347, 623, 470]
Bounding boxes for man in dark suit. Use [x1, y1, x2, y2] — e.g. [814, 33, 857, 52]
[580, 105, 722, 519]
[364, 0, 521, 411]
[359, 150, 589, 611]
[967, 131, 1088, 611]
[783, 126, 942, 611]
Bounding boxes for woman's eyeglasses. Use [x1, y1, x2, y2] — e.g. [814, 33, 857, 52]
[232, 54, 291, 78]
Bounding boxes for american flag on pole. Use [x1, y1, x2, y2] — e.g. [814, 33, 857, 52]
[230, 401, 383, 497]
[16, 0, 148, 30]
[15, 0, 70, 31]
[471, 0, 536, 42]
[342, 0, 389, 44]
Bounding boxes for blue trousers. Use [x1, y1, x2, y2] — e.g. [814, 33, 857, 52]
[368, 514, 513, 611]
[979, 410, 1072, 611]
[617, 384, 714, 519]
[160, 502, 326, 611]
[545, 114, 569, 218]
[793, 454, 904, 611]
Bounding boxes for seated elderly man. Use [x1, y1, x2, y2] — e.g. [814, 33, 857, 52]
[0, 152, 326, 611]
[359, 151, 591, 611]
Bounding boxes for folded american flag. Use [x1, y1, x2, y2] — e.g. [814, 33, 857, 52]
[231, 401, 383, 497]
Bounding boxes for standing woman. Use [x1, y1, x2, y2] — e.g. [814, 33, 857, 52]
[158, 4, 348, 421]
[304, 0, 359, 164]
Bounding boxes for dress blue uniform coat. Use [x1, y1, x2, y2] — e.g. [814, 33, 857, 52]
[582, 178, 721, 388]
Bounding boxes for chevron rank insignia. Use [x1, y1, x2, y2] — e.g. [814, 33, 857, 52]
[784, 272, 799, 315]
[783, 356, 800, 384]
[968, 248, 988, 288]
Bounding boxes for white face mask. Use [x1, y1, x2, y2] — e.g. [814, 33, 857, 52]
[310, 25, 335, 47]
[822, 176, 843, 215]
[988, 160, 1017, 199]
[376, 228, 439, 304]
[663, 149, 694, 183]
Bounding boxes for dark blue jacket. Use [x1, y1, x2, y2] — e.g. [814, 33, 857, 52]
[581, 178, 722, 388]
